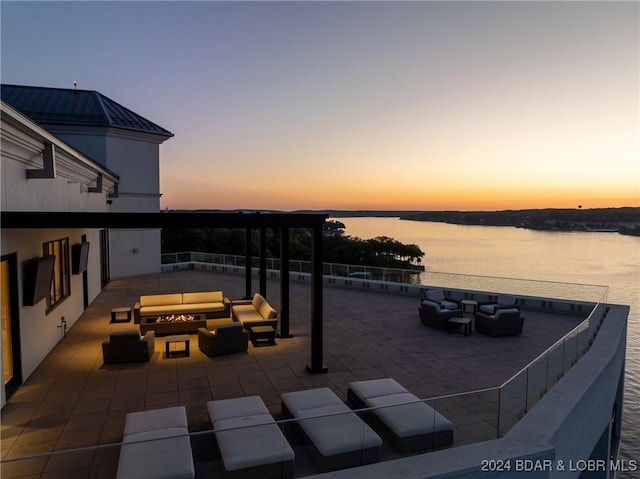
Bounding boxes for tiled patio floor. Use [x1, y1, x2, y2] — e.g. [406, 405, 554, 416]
[0, 270, 585, 478]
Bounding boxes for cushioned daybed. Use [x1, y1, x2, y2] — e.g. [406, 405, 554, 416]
[280, 387, 382, 472]
[116, 406, 194, 479]
[347, 378, 454, 453]
[207, 396, 295, 479]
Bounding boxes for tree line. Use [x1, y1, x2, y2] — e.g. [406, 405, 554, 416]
[162, 220, 424, 270]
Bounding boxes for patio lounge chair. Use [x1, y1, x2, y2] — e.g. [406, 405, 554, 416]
[475, 308, 524, 336]
[478, 294, 519, 315]
[280, 388, 382, 472]
[198, 323, 248, 357]
[116, 406, 194, 479]
[418, 298, 462, 330]
[347, 378, 454, 452]
[207, 396, 295, 479]
[422, 289, 460, 310]
[102, 330, 155, 364]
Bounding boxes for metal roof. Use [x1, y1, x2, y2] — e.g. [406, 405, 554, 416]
[1, 84, 173, 138]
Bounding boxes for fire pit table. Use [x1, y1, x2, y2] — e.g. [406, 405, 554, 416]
[140, 314, 206, 336]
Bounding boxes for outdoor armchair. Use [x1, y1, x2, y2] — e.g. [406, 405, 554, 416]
[475, 308, 524, 336]
[418, 300, 462, 330]
[478, 294, 519, 315]
[198, 323, 248, 357]
[102, 330, 155, 363]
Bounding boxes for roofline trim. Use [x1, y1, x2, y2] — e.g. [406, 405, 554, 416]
[1, 101, 120, 182]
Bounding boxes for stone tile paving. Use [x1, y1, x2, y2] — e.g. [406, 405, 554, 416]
[0, 270, 585, 478]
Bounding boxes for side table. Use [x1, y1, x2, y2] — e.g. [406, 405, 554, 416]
[461, 299, 477, 316]
[111, 307, 132, 323]
[165, 334, 190, 357]
[249, 326, 276, 347]
[448, 317, 472, 336]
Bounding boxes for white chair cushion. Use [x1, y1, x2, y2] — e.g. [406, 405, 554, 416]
[139, 294, 183, 308]
[182, 291, 223, 304]
[425, 289, 445, 302]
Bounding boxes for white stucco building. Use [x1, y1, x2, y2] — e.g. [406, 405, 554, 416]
[0, 85, 172, 406]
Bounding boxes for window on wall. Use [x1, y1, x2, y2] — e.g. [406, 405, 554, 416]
[43, 238, 70, 312]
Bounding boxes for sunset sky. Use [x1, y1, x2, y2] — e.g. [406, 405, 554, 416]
[2, 1, 638, 211]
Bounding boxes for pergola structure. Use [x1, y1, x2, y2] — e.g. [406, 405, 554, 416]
[1, 211, 329, 373]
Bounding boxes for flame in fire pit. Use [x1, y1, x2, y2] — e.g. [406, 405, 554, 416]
[155, 314, 196, 323]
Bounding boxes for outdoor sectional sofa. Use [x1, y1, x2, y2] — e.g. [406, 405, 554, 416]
[134, 291, 231, 323]
[231, 293, 278, 329]
[280, 387, 382, 472]
[116, 406, 194, 479]
[347, 378, 454, 452]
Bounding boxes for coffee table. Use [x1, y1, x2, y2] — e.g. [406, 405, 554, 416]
[111, 307, 132, 323]
[165, 334, 190, 357]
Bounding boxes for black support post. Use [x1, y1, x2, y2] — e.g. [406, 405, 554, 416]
[279, 227, 292, 338]
[244, 228, 252, 299]
[307, 224, 327, 373]
[259, 227, 267, 297]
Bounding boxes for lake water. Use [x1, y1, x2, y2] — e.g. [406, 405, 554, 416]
[335, 217, 639, 468]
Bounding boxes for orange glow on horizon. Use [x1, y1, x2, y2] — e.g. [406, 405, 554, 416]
[161, 181, 640, 211]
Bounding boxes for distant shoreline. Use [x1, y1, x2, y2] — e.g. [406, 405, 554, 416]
[170, 207, 640, 236]
[307, 207, 640, 236]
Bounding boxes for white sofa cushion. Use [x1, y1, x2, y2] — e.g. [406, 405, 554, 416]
[232, 304, 260, 322]
[140, 293, 183, 308]
[251, 293, 265, 309]
[178, 302, 225, 314]
[183, 291, 223, 304]
[258, 301, 277, 319]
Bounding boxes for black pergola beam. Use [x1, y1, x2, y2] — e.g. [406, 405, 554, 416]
[259, 227, 267, 296]
[279, 227, 292, 338]
[0, 211, 327, 230]
[307, 223, 328, 374]
[244, 228, 252, 299]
